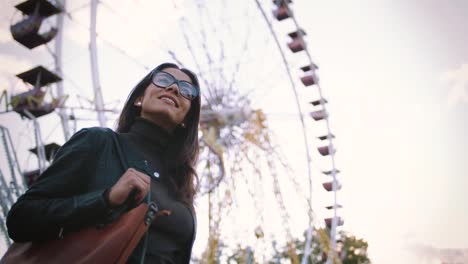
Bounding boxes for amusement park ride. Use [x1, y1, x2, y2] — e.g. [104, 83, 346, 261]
[0, 0, 344, 263]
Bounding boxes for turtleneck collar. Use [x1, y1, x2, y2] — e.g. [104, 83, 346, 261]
[127, 117, 171, 152]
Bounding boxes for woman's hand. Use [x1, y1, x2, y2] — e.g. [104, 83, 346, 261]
[108, 168, 151, 207]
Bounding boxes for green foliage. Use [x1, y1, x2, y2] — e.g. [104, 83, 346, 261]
[268, 229, 371, 264]
[208, 229, 371, 264]
[338, 231, 370, 264]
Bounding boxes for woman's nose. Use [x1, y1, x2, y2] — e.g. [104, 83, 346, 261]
[166, 82, 180, 95]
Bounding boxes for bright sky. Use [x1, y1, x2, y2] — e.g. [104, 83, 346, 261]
[0, 0, 467, 263]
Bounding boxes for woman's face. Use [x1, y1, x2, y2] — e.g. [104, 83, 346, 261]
[136, 67, 192, 132]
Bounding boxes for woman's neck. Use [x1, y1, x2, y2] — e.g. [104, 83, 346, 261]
[127, 117, 171, 152]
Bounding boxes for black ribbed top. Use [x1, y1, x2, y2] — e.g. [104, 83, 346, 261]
[124, 117, 193, 264]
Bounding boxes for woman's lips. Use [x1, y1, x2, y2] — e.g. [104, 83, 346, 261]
[159, 95, 178, 107]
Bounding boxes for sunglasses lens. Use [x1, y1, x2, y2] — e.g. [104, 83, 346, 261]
[153, 71, 199, 100]
[179, 82, 198, 100]
[153, 72, 174, 87]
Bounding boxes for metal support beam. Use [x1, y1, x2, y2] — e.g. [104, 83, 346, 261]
[55, 0, 71, 140]
[90, 0, 107, 127]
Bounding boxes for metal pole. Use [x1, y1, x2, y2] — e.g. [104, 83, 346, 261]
[1, 127, 17, 188]
[0, 169, 12, 246]
[90, 0, 107, 127]
[0, 126, 26, 193]
[246, 246, 253, 264]
[55, 0, 71, 140]
[23, 110, 46, 173]
[0, 162, 15, 212]
[303, 225, 313, 264]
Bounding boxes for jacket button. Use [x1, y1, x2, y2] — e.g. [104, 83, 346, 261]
[153, 172, 160, 178]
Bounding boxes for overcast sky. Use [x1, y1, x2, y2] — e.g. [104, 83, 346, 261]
[0, 0, 467, 263]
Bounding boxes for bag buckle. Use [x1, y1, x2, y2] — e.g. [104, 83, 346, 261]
[144, 202, 159, 225]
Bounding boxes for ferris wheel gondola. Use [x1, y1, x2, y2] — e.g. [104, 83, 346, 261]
[10, 0, 61, 49]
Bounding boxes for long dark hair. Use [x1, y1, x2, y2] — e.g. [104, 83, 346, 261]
[116, 63, 200, 208]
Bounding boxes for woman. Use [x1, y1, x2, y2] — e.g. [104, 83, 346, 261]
[6, 62, 201, 263]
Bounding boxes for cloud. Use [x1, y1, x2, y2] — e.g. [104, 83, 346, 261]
[63, 0, 187, 56]
[1, 0, 187, 59]
[441, 64, 468, 106]
[0, 0, 17, 44]
[0, 54, 33, 93]
[407, 243, 468, 263]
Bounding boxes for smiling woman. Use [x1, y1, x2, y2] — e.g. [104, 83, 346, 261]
[136, 68, 199, 132]
[5, 62, 202, 263]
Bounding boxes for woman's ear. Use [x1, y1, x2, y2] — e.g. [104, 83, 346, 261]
[134, 97, 143, 107]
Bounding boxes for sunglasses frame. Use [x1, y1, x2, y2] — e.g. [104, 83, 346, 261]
[151, 70, 199, 101]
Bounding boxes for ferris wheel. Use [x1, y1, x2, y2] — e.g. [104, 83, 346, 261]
[0, 0, 344, 262]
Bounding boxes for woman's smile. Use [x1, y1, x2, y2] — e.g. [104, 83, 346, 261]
[137, 67, 192, 132]
[159, 94, 178, 107]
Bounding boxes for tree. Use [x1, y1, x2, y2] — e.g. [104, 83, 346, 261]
[227, 245, 255, 264]
[268, 229, 371, 264]
[338, 231, 370, 264]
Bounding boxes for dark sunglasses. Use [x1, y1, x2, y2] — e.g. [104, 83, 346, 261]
[151, 71, 199, 101]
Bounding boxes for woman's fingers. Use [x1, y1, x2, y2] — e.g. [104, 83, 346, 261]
[134, 169, 151, 184]
[126, 169, 151, 203]
[108, 168, 151, 207]
[129, 175, 150, 202]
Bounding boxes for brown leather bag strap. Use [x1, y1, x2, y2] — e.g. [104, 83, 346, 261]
[112, 131, 151, 264]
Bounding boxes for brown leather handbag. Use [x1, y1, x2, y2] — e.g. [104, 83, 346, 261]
[0, 201, 158, 264]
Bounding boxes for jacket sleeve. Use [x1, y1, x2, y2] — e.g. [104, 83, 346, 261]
[6, 128, 112, 242]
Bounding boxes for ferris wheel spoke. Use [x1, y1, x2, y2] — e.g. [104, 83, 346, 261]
[177, 19, 213, 106]
[225, 16, 253, 97]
